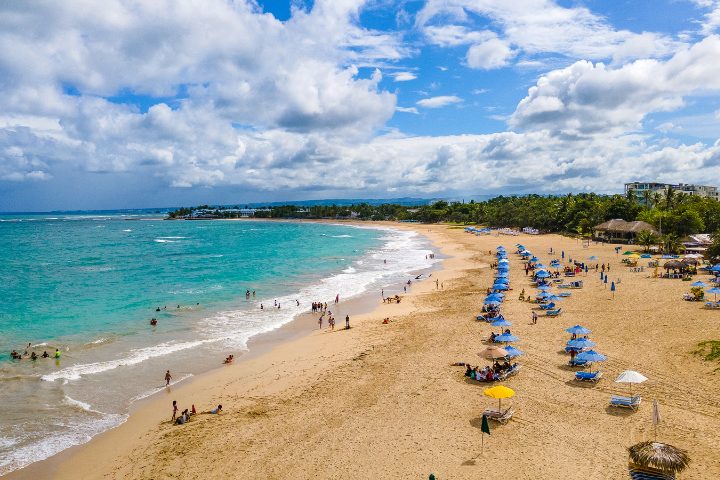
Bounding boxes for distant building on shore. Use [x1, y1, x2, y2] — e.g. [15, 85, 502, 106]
[625, 182, 720, 201]
[592, 219, 659, 244]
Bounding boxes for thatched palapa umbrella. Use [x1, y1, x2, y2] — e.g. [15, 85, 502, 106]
[663, 260, 684, 270]
[628, 441, 690, 479]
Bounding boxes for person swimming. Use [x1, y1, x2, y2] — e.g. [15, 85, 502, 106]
[150, 318, 158, 326]
[41, 351, 49, 358]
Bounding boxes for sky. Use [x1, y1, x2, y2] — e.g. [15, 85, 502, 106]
[2, 0, 720, 211]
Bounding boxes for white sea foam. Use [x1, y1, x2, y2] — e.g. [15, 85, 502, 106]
[129, 373, 193, 403]
[41, 339, 223, 382]
[153, 239, 176, 243]
[157, 236, 187, 239]
[63, 395, 93, 412]
[331, 234, 352, 238]
[0, 410, 127, 475]
[342, 266, 357, 273]
[122, 229, 132, 232]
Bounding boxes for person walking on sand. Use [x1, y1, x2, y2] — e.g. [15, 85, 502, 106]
[436, 279, 439, 289]
[172, 400, 178, 421]
[345, 314, 350, 329]
[165, 370, 172, 386]
[532, 311, 538, 324]
[335, 294, 339, 304]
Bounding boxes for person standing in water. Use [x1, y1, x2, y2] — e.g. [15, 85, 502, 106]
[165, 370, 172, 386]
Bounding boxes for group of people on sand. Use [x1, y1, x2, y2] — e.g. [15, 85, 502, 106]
[465, 361, 515, 381]
[10, 344, 60, 360]
[311, 301, 328, 313]
[172, 400, 223, 425]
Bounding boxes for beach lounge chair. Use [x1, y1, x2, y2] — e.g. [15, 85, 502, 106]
[558, 292, 571, 297]
[575, 371, 602, 382]
[483, 407, 514, 424]
[539, 302, 556, 310]
[704, 302, 720, 309]
[628, 465, 676, 480]
[545, 308, 562, 317]
[610, 395, 642, 410]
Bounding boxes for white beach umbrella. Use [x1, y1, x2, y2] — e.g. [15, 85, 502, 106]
[616, 370, 648, 396]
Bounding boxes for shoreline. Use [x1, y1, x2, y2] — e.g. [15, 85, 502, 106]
[4, 220, 445, 479]
[8, 224, 720, 479]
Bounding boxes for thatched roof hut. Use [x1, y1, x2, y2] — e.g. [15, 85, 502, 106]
[593, 219, 659, 244]
[628, 441, 689, 478]
[663, 260, 684, 270]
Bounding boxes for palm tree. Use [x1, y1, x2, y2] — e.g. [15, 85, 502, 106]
[636, 230, 659, 252]
[661, 233, 682, 254]
[665, 185, 676, 210]
[642, 190, 653, 208]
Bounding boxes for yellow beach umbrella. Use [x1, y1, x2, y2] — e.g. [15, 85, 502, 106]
[484, 385, 515, 410]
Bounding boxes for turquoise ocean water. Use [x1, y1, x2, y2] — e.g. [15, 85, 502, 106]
[0, 214, 436, 474]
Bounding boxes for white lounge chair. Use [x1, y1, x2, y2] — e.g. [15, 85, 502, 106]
[483, 407, 514, 424]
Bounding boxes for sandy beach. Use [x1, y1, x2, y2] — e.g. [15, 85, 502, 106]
[8, 223, 720, 479]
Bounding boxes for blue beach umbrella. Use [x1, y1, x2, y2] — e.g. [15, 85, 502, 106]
[494, 277, 509, 283]
[711, 264, 720, 272]
[493, 284, 509, 291]
[535, 271, 551, 278]
[691, 281, 707, 288]
[707, 287, 720, 301]
[566, 325, 591, 335]
[503, 346, 523, 358]
[641, 254, 652, 258]
[589, 255, 598, 260]
[494, 333, 519, 343]
[537, 284, 552, 291]
[491, 318, 512, 327]
[567, 338, 596, 349]
[575, 350, 607, 373]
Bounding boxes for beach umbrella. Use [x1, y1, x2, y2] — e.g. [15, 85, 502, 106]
[491, 318, 512, 327]
[498, 258, 509, 263]
[706, 286, 720, 301]
[537, 284, 552, 291]
[691, 281, 707, 287]
[495, 272, 509, 278]
[487, 291, 505, 298]
[483, 385, 515, 411]
[483, 301, 501, 308]
[623, 251, 634, 255]
[589, 255, 598, 260]
[663, 260, 684, 269]
[628, 441, 690, 478]
[494, 278, 509, 285]
[545, 294, 563, 301]
[567, 338, 596, 350]
[575, 349, 607, 373]
[566, 325, 591, 335]
[616, 370, 648, 396]
[535, 271, 550, 278]
[478, 346, 509, 360]
[494, 333, 518, 343]
[641, 254, 652, 258]
[682, 258, 699, 266]
[503, 346, 523, 358]
[492, 284, 509, 291]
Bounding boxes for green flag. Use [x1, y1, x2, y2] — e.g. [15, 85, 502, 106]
[481, 414, 491, 435]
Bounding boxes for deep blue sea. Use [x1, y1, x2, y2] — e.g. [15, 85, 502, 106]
[0, 213, 436, 474]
